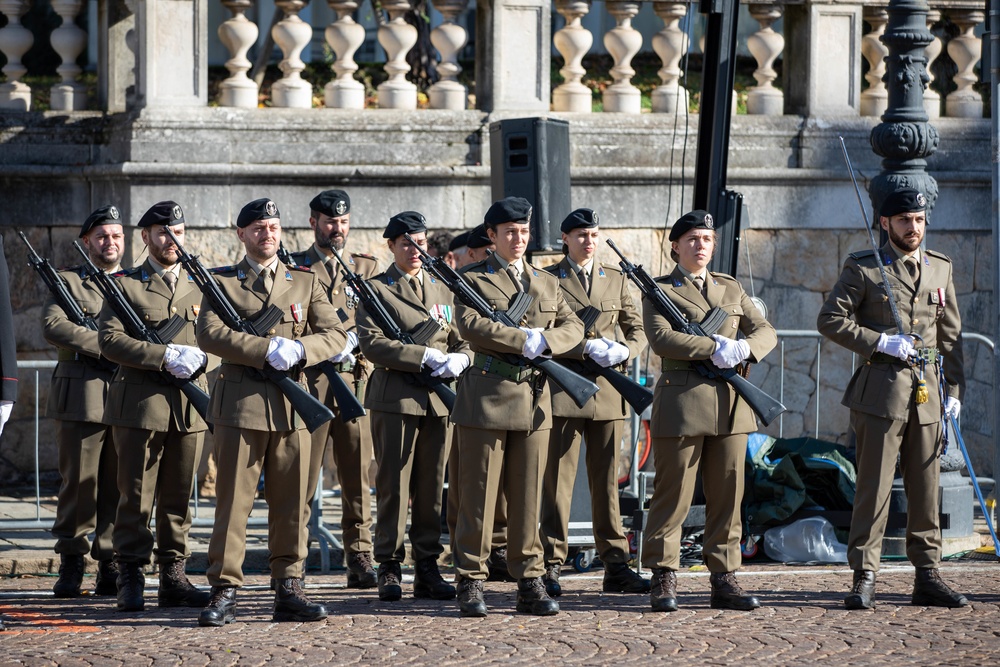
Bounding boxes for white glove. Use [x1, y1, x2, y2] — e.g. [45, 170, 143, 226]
[944, 396, 961, 420]
[521, 327, 549, 360]
[584, 338, 610, 359]
[431, 353, 471, 378]
[597, 337, 630, 367]
[710, 334, 751, 369]
[329, 331, 359, 364]
[330, 350, 356, 366]
[163, 343, 207, 379]
[422, 346, 449, 370]
[0, 400, 12, 436]
[877, 333, 916, 361]
[266, 337, 305, 371]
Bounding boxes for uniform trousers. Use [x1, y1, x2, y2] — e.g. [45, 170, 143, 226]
[541, 417, 629, 566]
[371, 410, 450, 563]
[453, 425, 548, 580]
[53, 420, 119, 560]
[112, 424, 202, 565]
[642, 434, 746, 573]
[447, 437, 508, 549]
[849, 410, 942, 571]
[208, 425, 311, 586]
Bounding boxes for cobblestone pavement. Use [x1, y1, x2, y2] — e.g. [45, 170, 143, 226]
[2, 562, 999, 665]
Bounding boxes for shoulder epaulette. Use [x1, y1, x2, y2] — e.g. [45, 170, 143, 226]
[112, 266, 141, 278]
[57, 264, 84, 277]
[459, 260, 488, 274]
[543, 264, 560, 276]
[600, 262, 622, 275]
[848, 249, 876, 261]
[287, 264, 312, 272]
[925, 249, 952, 262]
[208, 265, 239, 275]
[351, 252, 377, 261]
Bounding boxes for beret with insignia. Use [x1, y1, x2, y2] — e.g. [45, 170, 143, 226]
[383, 210, 428, 239]
[448, 229, 472, 252]
[668, 209, 714, 242]
[309, 189, 350, 218]
[80, 204, 122, 238]
[138, 201, 185, 228]
[466, 224, 493, 249]
[560, 207, 599, 233]
[484, 196, 532, 227]
[238, 198, 281, 228]
[880, 188, 927, 219]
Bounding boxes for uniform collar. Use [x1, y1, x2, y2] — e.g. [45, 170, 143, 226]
[676, 264, 708, 283]
[565, 256, 594, 277]
[147, 257, 180, 280]
[245, 255, 280, 276]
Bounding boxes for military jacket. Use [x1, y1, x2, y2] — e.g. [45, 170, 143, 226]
[43, 267, 117, 422]
[644, 266, 777, 438]
[0, 235, 16, 403]
[357, 264, 471, 418]
[98, 260, 208, 433]
[546, 257, 647, 420]
[453, 253, 585, 432]
[195, 257, 349, 432]
[817, 244, 964, 424]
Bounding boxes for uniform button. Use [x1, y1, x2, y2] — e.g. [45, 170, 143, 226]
[269, 329, 276, 335]
[912, 319, 919, 326]
[333, 290, 339, 295]
[82, 307, 87, 313]
[171, 307, 177, 313]
[145, 315, 150, 320]
[219, 373, 225, 380]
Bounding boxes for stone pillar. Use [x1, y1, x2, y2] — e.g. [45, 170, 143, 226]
[49, 0, 87, 110]
[474, 0, 551, 112]
[99, 0, 135, 113]
[133, 0, 208, 107]
[943, 9, 985, 118]
[325, 1, 366, 109]
[746, 3, 785, 115]
[0, 0, 33, 111]
[860, 6, 889, 117]
[217, 0, 259, 108]
[377, 0, 418, 110]
[602, 1, 643, 113]
[651, 2, 690, 114]
[552, 0, 593, 113]
[271, 0, 314, 109]
[428, 0, 470, 110]
[923, 9, 942, 119]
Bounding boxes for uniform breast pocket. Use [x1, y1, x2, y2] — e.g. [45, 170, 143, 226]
[928, 290, 944, 321]
[78, 299, 102, 317]
[137, 307, 166, 325]
[721, 303, 744, 333]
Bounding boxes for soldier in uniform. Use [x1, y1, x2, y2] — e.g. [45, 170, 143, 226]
[98, 201, 211, 612]
[817, 188, 968, 609]
[0, 233, 16, 436]
[451, 196, 584, 618]
[540, 208, 649, 597]
[45, 206, 125, 598]
[642, 210, 776, 613]
[196, 198, 351, 626]
[291, 189, 379, 589]
[356, 211, 470, 602]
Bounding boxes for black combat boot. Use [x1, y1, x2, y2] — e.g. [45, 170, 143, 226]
[116, 562, 146, 612]
[94, 559, 119, 596]
[377, 561, 403, 601]
[542, 563, 561, 597]
[516, 577, 559, 616]
[603, 562, 651, 593]
[346, 552, 378, 589]
[413, 557, 456, 600]
[273, 578, 328, 622]
[53, 554, 85, 598]
[709, 571, 761, 611]
[844, 569, 876, 610]
[649, 568, 678, 612]
[158, 560, 211, 608]
[912, 568, 969, 608]
[198, 586, 237, 627]
[456, 577, 487, 617]
[486, 546, 516, 582]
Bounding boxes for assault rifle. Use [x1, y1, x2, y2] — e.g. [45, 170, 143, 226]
[606, 239, 786, 427]
[71, 241, 212, 427]
[328, 244, 456, 412]
[162, 228, 336, 433]
[406, 234, 600, 409]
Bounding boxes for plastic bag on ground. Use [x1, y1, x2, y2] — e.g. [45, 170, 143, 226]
[762, 516, 848, 563]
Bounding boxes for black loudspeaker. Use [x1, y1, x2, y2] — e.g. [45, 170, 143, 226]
[489, 117, 571, 252]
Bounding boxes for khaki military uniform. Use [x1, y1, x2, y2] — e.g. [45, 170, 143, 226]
[452, 253, 584, 581]
[0, 235, 16, 404]
[196, 258, 348, 586]
[641, 267, 776, 573]
[817, 245, 963, 571]
[292, 245, 377, 556]
[356, 264, 471, 563]
[98, 260, 209, 566]
[541, 258, 647, 567]
[44, 267, 120, 561]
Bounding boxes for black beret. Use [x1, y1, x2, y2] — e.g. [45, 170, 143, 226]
[138, 201, 184, 228]
[383, 210, 427, 239]
[448, 229, 472, 252]
[560, 208, 599, 233]
[880, 188, 927, 219]
[309, 190, 350, 217]
[466, 224, 492, 249]
[79, 204, 122, 237]
[237, 198, 280, 228]
[668, 209, 715, 242]
[484, 196, 532, 226]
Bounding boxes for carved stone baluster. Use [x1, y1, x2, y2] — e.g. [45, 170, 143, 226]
[271, 0, 314, 109]
[923, 9, 942, 119]
[0, 0, 33, 111]
[218, 0, 259, 108]
[602, 1, 642, 113]
[651, 2, 688, 113]
[428, 0, 470, 110]
[377, 0, 418, 109]
[49, 0, 86, 110]
[746, 3, 784, 115]
[944, 9, 985, 118]
[552, 1, 593, 113]
[860, 6, 889, 117]
[325, 1, 366, 109]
